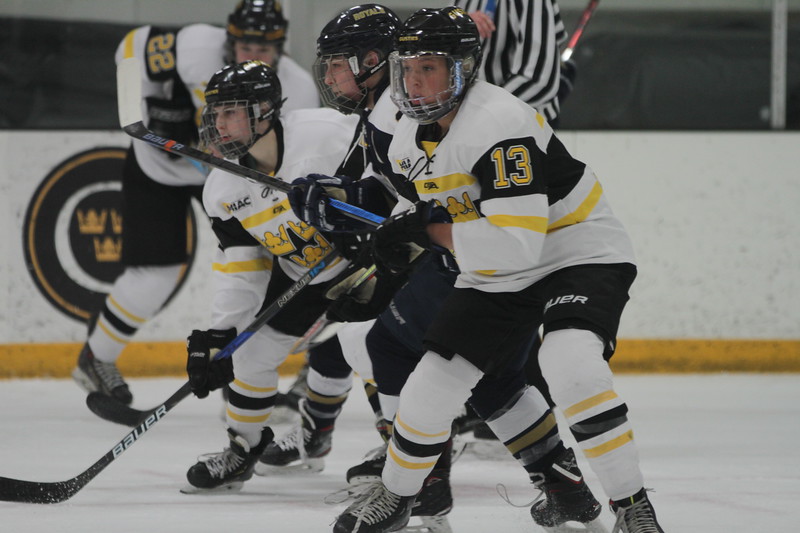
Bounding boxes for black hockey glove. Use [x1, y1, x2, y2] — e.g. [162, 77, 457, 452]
[186, 328, 237, 399]
[288, 174, 364, 232]
[372, 200, 450, 275]
[558, 59, 577, 103]
[323, 263, 408, 323]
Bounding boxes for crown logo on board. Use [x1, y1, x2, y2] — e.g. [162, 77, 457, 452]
[93, 237, 122, 262]
[76, 209, 107, 234]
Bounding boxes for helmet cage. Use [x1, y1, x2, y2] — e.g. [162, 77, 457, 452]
[389, 51, 470, 124]
[200, 99, 277, 159]
[313, 52, 387, 115]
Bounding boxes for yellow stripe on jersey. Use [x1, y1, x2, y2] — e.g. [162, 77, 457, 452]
[388, 444, 438, 470]
[239, 199, 292, 229]
[486, 214, 548, 233]
[582, 430, 634, 458]
[548, 181, 603, 231]
[108, 295, 146, 323]
[123, 29, 137, 59]
[212, 257, 272, 273]
[415, 173, 477, 195]
[536, 112, 546, 129]
[563, 390, 619, 418]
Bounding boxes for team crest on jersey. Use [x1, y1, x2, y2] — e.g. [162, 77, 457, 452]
[260, 220, 331, 268]
[22, 147, 198, 322]
[444, 193, 480, 222]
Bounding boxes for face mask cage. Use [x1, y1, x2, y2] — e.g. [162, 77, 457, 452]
[199, 99, 274, 159]
[389, 51, 467, 125]
[313, 53, 369, 115]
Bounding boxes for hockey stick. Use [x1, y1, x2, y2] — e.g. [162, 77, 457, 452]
[561, 0, 600, 62]
[116, 57, 383, 228]
[86, 246, 342, 427]
[0, 250, 341, 504]
[289, 264, 378, 355]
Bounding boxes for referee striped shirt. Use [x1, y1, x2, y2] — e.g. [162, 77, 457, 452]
[454, 0, 567, 120]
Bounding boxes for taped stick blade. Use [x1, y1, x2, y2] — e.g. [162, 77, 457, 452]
[116, 57, 144, 128]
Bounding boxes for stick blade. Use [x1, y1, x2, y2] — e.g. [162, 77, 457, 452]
[0, 476, 81, 504]
[116, 57, 143, 128]
[86, 392, 147, 427]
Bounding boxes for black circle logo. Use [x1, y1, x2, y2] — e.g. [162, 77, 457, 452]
[23, 147, 198, 323]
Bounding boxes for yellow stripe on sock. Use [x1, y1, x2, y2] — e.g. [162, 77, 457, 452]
[387, 443, 437, 470]
[231, 379, 276, 393]
[226, 409, 271, 424]
[583, 430, 634, 458]
[563, 390, 618, 418]
[506, 412, 557, 455]
[395, 413, 450, 439]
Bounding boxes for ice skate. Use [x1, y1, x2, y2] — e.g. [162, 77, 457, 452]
[530, 448, 608, 533]
[72, 343, 132, 405]
[403, 465, 453, 533]
[255, 399, 331, 475]
[347, 442, 388, 485]
[610, 488, 665, 533]
[182, 427, 272, 494]
[333, 480, 416, 533]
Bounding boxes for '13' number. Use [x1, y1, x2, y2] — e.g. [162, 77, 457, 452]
[491, 145, 532, 188]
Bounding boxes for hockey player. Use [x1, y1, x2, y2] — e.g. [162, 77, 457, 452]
[72, 0, 318, 406]
[255, 4, 404, 479]
[286, 6, 604, 533]
[180, 60, 358, 492]
[328, 7, 666, 533]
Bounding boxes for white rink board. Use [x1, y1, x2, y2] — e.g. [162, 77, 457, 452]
[1, 130, 798, 344]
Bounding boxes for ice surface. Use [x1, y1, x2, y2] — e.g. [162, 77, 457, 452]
[1, 374, 798, 532]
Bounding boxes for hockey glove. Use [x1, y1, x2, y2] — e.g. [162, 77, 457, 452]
[186, 327, 237, 399]
[558, 59, 577, 103]
[289, 174, 363, 232]
[324, 264, 408, 323]
[372, 200, 450, 275]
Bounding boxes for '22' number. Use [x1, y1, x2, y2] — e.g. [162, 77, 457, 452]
[491, 145, 533, 188]
[146, 33, 176, 75]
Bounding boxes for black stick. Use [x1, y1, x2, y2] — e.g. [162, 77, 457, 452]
[0, 383, 188, 503]
[1, 248, 340, 503]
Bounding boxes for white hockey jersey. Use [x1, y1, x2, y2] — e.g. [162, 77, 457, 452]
[387, 80, 636, 293]
[202, 108, 358, 331]
[114, 23, 319, 187]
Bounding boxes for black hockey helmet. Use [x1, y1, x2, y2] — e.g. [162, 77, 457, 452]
[201, 60, 284, 158]
[389, 7, 483, 123]
[313, 4, 401, 114]
[226, 0, 288, 60]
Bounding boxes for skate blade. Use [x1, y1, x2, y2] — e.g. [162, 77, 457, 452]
[347, 474, 382, 486]
[254, 457, 324, 476]
[403, 515, 453, 533]
[542, 516, 610, 533]
[179, 481, 244, 495]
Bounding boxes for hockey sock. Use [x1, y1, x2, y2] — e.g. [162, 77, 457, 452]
[87, 264, 183, 363]
[539, 329, 644, 500]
